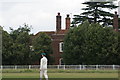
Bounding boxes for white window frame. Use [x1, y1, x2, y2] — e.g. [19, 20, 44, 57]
[59, 42, 63, 52]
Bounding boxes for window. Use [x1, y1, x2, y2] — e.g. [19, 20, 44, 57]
[59, 42, 63, 52]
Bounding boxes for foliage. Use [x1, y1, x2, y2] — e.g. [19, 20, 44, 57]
[2, 24, 32, 65]
[2, 30, 13, 64]
[117, 32, 120, 62]
[72, 1, 118, 27]
[32, 32, 53, 64]
[2, 24, 54, 65]
[63, 21, 119, 65]
[0, 26, 2, 64]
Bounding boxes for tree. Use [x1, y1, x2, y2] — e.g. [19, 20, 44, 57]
[0, 26, 2, 65]
[8, 24, 32, 65]
[63, 21, 119, 65]
[9, 24, 30, 41]
[119, 18, 120, 29]
[33, 32, 53, 64]
[117, 32, 120, 63]
[72, 0, 118, 27]
[2, 29, 13, 64]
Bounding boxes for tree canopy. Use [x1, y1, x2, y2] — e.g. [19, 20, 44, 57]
[32, 32, 54, 64]
[72, 1, 118, 27]
[0, 26, 2, 65]
[2, 24, 54, 65]
[63, 21, 119, 65]
[2, 24, 32, 65]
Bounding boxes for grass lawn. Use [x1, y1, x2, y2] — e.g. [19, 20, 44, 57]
[1, 69, 119, 80]
[2, 73, 118, 78]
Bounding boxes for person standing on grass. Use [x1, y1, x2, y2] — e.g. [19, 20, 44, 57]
[40, 51, 48, 80]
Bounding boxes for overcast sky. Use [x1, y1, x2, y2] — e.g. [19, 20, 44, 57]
[0, 0, 119, 34]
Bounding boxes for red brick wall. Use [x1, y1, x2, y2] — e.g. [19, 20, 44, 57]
[51, 34, 64, 64]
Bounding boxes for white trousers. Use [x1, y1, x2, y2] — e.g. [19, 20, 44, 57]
[40, 69, 48, 80]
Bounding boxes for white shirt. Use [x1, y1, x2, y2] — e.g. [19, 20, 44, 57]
[40, 56, 48, 70]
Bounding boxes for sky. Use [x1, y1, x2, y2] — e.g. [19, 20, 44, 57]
[0, 0, 120, 34]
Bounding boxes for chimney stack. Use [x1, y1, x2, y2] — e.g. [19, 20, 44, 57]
[65, 14, 70, 30]
[56, 13, 61, 32]
[113, 11, 118, 31]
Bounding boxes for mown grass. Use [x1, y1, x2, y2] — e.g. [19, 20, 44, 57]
[2, 73, 118, 78]
[1, 69, 119, 79]
[2, 69, 118, 73]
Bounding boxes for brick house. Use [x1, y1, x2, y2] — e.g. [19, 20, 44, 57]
[35, 13, 70, 65]
[35, 12, 119, 65]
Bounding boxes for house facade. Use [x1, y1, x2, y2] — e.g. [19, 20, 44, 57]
[35, 13, 70, 65]
[35, 12, 119, 65]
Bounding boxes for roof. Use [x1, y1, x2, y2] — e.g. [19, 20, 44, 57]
[56, 29, 68, 34]
[35, 31, 55, 36]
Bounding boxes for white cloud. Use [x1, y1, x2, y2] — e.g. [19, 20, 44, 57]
[0, 0, 85, 34]
[0, 0, 118, 34]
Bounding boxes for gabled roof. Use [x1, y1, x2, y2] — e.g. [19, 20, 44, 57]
[35, 31, 55, 36]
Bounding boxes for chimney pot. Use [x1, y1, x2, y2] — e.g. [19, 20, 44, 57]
[67, 14, 69, 17]
[58, 12, 60, 16]
[115, 11, 117, 14]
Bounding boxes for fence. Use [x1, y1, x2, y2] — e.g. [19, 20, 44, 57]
[1, 65, 120, 70]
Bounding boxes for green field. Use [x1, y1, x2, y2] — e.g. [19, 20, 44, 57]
[1, 69, 119, 80]
[2, 73, 118, 78]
